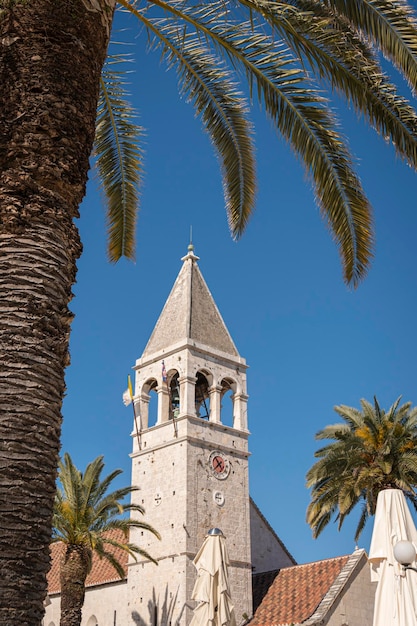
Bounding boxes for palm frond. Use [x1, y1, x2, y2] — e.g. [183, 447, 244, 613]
[89, 472, 129, 509]
[333, 404, 364, 428]
[95, 546, 127, 578]
[80, 456, 108, 518]
[137, 0, 373, 284]
[314, 423, 351, 440]
[95, 53, 144, 262]
[354, 502, 369, 543]
[101, 526, 160, 564]
[121, 0, 257, 237]
[325, 0, 417, 92]
[254, 0, 417, 170]
[209, 20, 373, 284]
[95, 0, 417, 286]
[58, 453, 84, 518]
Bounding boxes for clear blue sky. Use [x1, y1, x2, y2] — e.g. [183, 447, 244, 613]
[62, 5, 417, 565]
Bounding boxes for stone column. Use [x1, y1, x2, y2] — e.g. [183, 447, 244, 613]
[179, 375, 197, 418]
[232, 392, 249, 430]
[139, 392, 150, 430]
[157, 385, 170, 424]
[209, 385, 222, 424]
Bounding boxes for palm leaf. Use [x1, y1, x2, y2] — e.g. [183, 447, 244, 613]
[94, 53, 144, 261]
[257, 1, 417, 169]
[125, 0, 373, 284]
[183, 9, 374, 284]
[326, 0, 417, 91]
[121, 0, 257, 237]
[354, 502, 369, 542]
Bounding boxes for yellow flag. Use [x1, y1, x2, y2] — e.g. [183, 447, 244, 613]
[128, 375, 134, 399]
[122, 375, 134, 406]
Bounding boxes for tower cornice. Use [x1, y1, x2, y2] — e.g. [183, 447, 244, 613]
[135, 339, 248, 371]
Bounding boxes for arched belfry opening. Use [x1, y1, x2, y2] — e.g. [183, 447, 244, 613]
[133, 246, 248, 431]
[168, 370, 180, 419]
[140, 378, 158, 429]
[220, 377, 236, 427]
[195, 371, 211, 419]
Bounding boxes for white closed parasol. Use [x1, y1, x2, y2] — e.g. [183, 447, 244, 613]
[369, 489, 417, 625]
[190, 528, 237, 626]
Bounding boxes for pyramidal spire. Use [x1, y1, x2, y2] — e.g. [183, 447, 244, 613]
[142, 245, 238, 358]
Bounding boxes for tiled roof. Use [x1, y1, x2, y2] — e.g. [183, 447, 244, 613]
[250, 554, 351, 625]
[47, 529, 128, 595]
[252, 569, 279, 613]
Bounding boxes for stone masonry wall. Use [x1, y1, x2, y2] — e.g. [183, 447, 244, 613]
[325, 558, 376, 626]
[128, 416, 252, 625]
[250, 501, 295, 574]
[43, 581, 128, 626]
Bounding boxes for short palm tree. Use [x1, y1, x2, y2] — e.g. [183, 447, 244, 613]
[52, 453, 160, 626]
[306, 397, 417, 542]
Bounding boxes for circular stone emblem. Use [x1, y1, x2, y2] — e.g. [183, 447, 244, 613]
[213, 491, 225, 506]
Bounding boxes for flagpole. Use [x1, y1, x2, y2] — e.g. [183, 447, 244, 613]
[127, 375, 142, 451]
[132, 401, 142, 451]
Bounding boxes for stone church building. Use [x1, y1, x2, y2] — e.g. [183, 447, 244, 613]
[44, 246, 376, 625]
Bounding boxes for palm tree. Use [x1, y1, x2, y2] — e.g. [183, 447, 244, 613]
[2, 1, 417, 622]
[52, 453, 160, 626]
[306, 397, 417, 542]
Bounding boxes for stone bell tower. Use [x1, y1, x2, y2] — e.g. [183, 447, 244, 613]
[127, 245, 251, 625]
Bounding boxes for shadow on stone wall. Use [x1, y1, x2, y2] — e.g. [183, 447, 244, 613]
[132, 586, 190, 626]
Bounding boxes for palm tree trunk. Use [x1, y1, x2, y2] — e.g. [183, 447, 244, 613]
[0, 1, 114, 623]
[60, 545, 91, 626]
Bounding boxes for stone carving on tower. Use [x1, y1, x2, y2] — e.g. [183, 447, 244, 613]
[127, 245, 251, 625]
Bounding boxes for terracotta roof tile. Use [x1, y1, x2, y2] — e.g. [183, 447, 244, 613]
[251, 555, 349, 625]
[47, 529, 128, 595]
[252, 570, 279, 613]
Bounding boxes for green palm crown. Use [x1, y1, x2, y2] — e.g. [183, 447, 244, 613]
[306, 397, 417, 542]
[52, 453, 160, 575]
